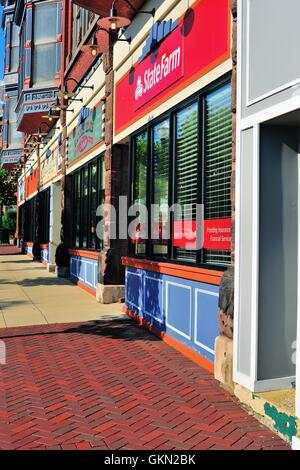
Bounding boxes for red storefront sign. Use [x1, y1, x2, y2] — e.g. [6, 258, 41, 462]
[204, 218, 231, 251]
[115, 0, 230, 134]
[131, 218, 232, 251]
[133, 28, 184, 111]
[25, 169, 39, 198]
[173, 218, 232, 251]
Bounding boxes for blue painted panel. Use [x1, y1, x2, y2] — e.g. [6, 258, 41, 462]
[144, 275, 164, 323]
[85, 261, 94, 288]
[124, 266, 219, 365]
[78, 259, 85, 282]
[195, 289, 219, 355]
[41, 249, 48, 263]
[126, 269, 143, 311]
[70, 257, 78, 279]
[166, 281, 192, 340]
[70, 255, 97, 292]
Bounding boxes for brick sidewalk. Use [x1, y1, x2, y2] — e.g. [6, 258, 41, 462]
[0, 245, 20, 256]
[0, 320, 290, 450]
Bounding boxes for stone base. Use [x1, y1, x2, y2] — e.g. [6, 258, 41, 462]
[55, 267, 70, 278]
[96, 283, 124, 304]
[47, 264, 56, 273]
[214, 335, 234, 391]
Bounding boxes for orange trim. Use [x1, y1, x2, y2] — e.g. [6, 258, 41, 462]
[123, 306, 214, 374]
[24, 242, 34, 247]
[40, 244, 49, 249]
[70, 277, 96, 296]
[122, 257, 223, 286]
[69, 249, 99, 261]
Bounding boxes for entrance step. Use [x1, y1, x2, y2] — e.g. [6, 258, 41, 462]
[235, 385, 299, 444]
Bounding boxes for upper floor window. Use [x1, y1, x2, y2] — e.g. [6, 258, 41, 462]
[72, 5, 94, 56]
[18, 24, 26, 95]
[7, 96, 23, 147]
[32, 1, 61, 86]
[10, 24, 20, 73]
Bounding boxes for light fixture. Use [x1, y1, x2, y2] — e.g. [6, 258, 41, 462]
[42, 109, 60, 122]
[55, 89, 83, 104]
[81, 35, 104, 57]
[41, 121, 59, 131]
[98, 7, 131, 31]
[56, 87, 76, 100]
[49, 97, 69, 112]
[32, 127, 48, 139]
[52, 99, 74, 112]
[98, 0, 155, 31]
[65, 77, 94, 91]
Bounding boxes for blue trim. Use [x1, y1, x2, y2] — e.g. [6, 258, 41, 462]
[70, 255, 98, 292]
[125, 266, 219, 363]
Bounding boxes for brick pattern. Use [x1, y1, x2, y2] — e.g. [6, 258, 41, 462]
[0, 246, 20, 256]
[0, 320, 290, 450]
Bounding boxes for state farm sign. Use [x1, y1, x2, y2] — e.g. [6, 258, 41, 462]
[115, 0, 231, 135]
[133, 38, 183, 110]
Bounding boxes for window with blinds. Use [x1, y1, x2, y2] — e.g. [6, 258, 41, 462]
[204, 83, 232, 266]
[152, 120, 170, 257]
[130, 79, 232, 268]
[133, 132, 148, 255]
[71, 155, 105, 250]
[174, 102, 198, 263]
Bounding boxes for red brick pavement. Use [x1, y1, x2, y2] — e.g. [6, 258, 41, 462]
[0, 320, 291, 450]
[0, 245, 21, 256]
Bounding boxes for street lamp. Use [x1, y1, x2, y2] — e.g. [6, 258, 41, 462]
[98, 0, 155, 31]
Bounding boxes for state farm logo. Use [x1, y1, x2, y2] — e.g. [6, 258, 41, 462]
[135, 76, 143, 101]
[134, 47, 182, 103]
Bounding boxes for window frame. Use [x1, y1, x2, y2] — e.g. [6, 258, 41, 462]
[70, 154, 105, 251]
[129, 74, 232, 271]
[10, 23, 20, 73]
[32, 0, 60, 87]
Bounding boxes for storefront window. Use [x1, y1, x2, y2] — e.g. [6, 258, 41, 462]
[132, 131, 148, 255]
[24, 197, 37, 242]
[152, 120, 170, 257]
[174, 102, 199, 263]
[71, 155, 105, 250]
[40, 188, 50, 244]
[204, 83, 232, 266]
[130, 81, 232, 268]
[24, 190, 50, 243]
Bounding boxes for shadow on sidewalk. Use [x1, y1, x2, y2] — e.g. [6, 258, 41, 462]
[0, 318, 160, 343]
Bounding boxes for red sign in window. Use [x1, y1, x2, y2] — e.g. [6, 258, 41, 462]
[173, 218, 231, 251]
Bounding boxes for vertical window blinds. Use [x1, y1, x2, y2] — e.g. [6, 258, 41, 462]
[204, 82, 232, 265]
[175, 102, 198, 263]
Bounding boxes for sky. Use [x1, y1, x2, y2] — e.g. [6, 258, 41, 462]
[0, 5, 4, 80]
